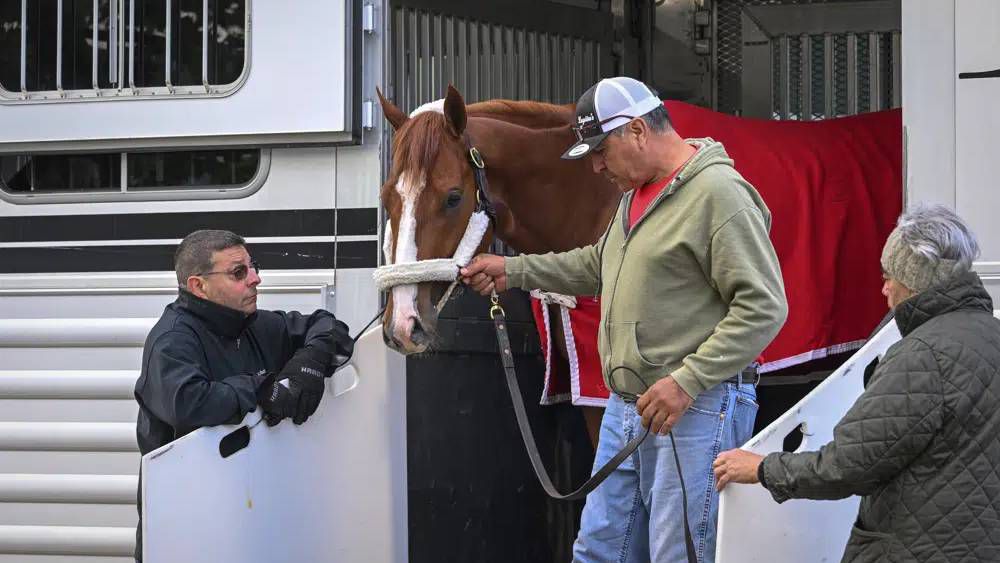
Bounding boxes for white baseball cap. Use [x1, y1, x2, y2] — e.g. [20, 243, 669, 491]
[561, 77, 663, 160]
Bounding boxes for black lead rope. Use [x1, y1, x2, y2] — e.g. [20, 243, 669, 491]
[337, 307, 387, 368]
[459, 135, 696, 560]
[353, 307, 386, 345]
[490, 298, 698, 563]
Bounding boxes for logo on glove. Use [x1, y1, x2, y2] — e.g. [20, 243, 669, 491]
[300, 366, 324, 378]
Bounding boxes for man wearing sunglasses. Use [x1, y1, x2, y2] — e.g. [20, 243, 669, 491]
[132, 229, 353, 560]
[461, 77, 787, 562]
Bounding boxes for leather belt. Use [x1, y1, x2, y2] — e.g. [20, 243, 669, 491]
[726, 365, 760, 386]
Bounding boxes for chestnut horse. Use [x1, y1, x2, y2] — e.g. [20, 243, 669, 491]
[378, 85, 621, 444]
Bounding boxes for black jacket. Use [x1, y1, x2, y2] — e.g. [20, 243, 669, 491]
[760, 272, 1000, 562]
[134, 290, 350, 455]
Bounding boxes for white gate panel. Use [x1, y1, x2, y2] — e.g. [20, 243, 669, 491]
[141, 326, 407, 563]
[716, 319, 901, 563]
[718, 310, 1000, 561]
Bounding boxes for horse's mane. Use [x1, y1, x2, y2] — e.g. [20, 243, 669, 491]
[391, 99, 574, 179]
[467, 99, 575, 130]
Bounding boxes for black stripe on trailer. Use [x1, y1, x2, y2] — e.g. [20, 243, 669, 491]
[0, 208, 377, 243]
[0, 241, 378, 273]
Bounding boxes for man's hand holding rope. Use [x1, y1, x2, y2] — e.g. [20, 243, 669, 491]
[460, 254, 508, 296]
[636, 376, 693, 435]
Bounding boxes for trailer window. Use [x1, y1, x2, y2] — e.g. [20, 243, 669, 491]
[0, 0, 247, 102]
[0, 148, 263, 201]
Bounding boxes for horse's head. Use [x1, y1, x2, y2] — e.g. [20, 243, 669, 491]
[377, 86, 490, 354]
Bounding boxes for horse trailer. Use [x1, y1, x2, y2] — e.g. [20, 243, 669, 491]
[0, 1, 996, 562]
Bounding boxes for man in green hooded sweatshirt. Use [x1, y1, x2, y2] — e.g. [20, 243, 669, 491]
[460, 77, 787, 562]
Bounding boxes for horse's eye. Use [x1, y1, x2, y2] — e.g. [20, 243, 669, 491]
[445, 190, 463, 209]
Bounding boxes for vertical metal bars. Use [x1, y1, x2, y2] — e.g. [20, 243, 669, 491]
[407, 9, 417, 109]
[433, 14, 443, 94]
[118, 0, 125, 91]
[202, 0, 209, 87]
[868, 31, 880, 113]
[166, 0, 173, 90]
[517, 28, 527, 99]
[479, 21, 489, 100]
[11, 0, 247, 98]
[456, 17, 466, 101]
[92, 0, 99, 91]
[769, 29, 899, 121]
[846, 33, 857, 115]
[110, 0, 118, 85]
[389, 6, 605, 112]
[799, 34, 811, 121]
[20, 0, 26, 94]
[778, 36, 790, 120]
[822, 33, 833, 119]
[446, 16, 455, 90]
[467, 20, 478, 102]
[56, 0, 63, 93]
[528, 31, 539, 100]
[128, 0, 135, 89]
[419, 11, 430, 103]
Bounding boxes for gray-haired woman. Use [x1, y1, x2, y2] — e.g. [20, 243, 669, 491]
[713, 205, 1000, 562]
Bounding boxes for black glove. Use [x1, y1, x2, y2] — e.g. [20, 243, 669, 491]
[309, 330, 355, 372]
[254, 371, 301, 427]
[277, 345, 331, 424]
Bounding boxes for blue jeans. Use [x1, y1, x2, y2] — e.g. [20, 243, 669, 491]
[573, 378, 758, 563]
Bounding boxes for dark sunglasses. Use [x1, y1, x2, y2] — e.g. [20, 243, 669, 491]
[199, 260, 261, 282]
[571, 114, 638, 143]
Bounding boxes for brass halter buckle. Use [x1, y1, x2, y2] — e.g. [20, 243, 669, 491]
[489, 292, 505, 320]
[469, 147, 486, 169]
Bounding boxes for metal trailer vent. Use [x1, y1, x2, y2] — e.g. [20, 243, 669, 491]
[768, 30, 899, 120]
[716, 0, 900, 119]
[388, 5, 606, 114]
[716, 0, 853, 115]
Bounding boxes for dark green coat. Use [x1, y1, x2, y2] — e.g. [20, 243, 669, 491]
[761, 272, 1000, 562]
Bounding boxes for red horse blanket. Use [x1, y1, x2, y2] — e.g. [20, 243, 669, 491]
[532, 103, 902, 406]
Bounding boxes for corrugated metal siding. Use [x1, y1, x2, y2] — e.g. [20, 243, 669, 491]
[0, 318, 147, 562]
[389, 4, 607, 113]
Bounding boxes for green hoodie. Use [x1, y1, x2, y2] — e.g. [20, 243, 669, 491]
[505, 138, 787, 399]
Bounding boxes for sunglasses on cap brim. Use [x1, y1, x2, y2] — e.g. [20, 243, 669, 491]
[571, 114, 639, 143]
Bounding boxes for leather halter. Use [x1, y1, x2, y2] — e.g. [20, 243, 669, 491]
[464, 134, 496, 222]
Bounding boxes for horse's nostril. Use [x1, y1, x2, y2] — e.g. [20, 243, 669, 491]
[410, 318, 429, 346]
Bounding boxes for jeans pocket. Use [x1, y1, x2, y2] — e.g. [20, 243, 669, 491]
[687, 386, 725, 417]
[730, 388, 758, 447]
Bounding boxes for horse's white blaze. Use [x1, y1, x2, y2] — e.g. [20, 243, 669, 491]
[390, 171, 424, 339]
[382, 221, 394, 265]
[387, 103, 442, 344]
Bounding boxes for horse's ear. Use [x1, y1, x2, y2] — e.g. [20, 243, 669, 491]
[443, 85, 467, 137]
[377, 87, 408, 131]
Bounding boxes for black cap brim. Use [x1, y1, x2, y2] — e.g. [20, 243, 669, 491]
[560, 132, 610, 160]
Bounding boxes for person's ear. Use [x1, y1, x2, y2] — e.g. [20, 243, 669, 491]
[186, 276, 209, 299]
[628, 118, 648, 147]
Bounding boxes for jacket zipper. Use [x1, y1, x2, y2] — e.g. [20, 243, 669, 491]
[600, 151, 701, 377]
